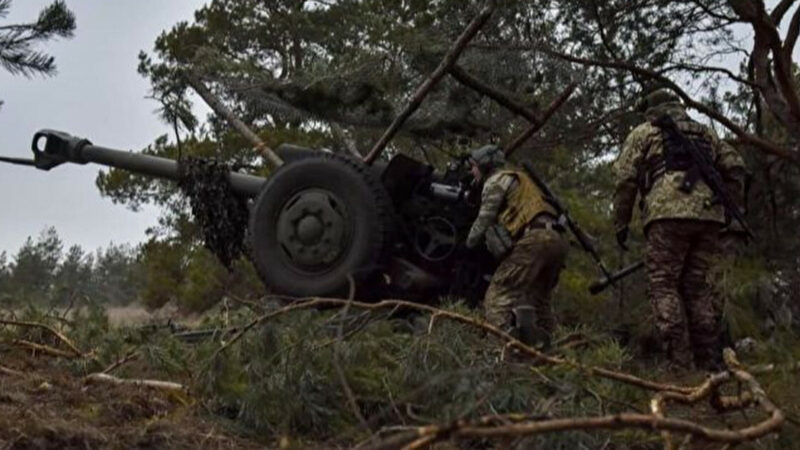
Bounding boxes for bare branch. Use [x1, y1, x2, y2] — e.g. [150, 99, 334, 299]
[661, 63, 758, 87]
[449, 64, 541, 125]
[0, 364, 24, 377]
[770, 0, 798, 24]
[504, 83, 578, 157]
[363, 3, 496, 164]
[13, 339, 78, 359]
[0, 318, 83, 357]
[730, 0, 800, 132]
[690, 0, 740, 22]
[184, 71, 284, 170]
[529, 46, 800, 164]
[101, 350, 141, 375]
[332, 276, 373, 434]
[784, 4, 800, 58]
[369, 352, 783, 449]
[84, 373, 189, 394]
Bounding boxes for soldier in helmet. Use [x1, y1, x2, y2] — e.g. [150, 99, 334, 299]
[466, 144, 569, 348]
[613, 89, 746, 371]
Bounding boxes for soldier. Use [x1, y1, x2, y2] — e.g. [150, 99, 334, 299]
[465, 144, 569, 348]
[613, 89, 746, 371]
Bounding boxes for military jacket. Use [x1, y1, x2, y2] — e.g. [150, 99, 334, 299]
[466, 167, 555, 248]
[613, 105, 744, 232]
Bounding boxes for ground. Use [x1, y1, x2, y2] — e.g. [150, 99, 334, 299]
[1, 304, 265, 450]
[0, 301, 797, 449]
[0, 353, 263, 450]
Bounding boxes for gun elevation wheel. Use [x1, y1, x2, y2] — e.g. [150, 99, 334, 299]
[249, 154, 394, 297]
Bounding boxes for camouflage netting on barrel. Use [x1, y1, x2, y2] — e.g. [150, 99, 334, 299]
[178, 157, 250, 268]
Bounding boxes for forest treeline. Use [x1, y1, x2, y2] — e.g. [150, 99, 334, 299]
[0, 226, 265, 312]
[0, 227, 141, 307]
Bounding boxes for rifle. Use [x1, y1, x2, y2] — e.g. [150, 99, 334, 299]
[651, 114, 755, 240]
[589, 260, 644, 295]
[521, 160, 612, 280]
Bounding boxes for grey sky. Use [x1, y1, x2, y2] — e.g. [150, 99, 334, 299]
[0, 0, 207, 254]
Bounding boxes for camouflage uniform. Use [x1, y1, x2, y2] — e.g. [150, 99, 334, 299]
[467, 146, 568, 346]
[613, 91, 746, 369]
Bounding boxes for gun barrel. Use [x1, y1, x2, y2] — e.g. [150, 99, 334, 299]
[82, 145, 266, 198]
[29, 129, 266, 198]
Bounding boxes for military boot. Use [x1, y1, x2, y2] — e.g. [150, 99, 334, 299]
[513, 306, 551, 351]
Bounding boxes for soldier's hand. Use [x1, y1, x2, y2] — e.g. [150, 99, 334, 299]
[615, 226, 629, 251]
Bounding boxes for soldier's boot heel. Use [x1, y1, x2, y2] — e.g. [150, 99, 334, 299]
[513, 307, 551, 351]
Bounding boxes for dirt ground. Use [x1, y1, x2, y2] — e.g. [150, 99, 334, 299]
[0, 353, 265, 450]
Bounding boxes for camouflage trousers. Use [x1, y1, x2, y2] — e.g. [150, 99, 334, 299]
[646, 219, 724, 369]
[484, 228, 568, 345]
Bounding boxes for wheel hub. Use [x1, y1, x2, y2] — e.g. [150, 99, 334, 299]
[276, 189, 348, 270]
[296, 216, 324, 244]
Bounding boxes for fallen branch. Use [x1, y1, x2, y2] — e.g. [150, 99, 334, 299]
[0, 364, 25, 377]
[333, 276, 373, 434]
[206, 297, 786, 448]
[13, 339, 80, 359]
[369, 370, 782, 450]
[84, 372, 189, 394]
[102, 350, 141, 374]
[208, 297, 694, 395]
[0, 318, 84, 357]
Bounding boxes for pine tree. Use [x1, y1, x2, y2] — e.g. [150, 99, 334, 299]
[0, 0, 76, 108]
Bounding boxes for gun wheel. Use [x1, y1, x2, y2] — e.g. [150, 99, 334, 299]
[248, 153, 394, 297]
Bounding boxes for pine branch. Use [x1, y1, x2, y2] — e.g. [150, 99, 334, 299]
[0, 49, 55, 77]
[0, 0, 10, 20]
[0, 0, 75, 78]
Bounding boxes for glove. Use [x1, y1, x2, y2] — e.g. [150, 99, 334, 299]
[616, 226, 629, 251]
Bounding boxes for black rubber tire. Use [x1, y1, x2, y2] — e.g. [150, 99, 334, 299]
[249, 153, 394, 297]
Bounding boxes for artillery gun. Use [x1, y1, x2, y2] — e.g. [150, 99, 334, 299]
[2, 7, 591, 303]
[1, 129, 495, 303]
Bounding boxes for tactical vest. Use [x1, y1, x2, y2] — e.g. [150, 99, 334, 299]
[496, 169, 558, 236]
[640, 120, 714, 195]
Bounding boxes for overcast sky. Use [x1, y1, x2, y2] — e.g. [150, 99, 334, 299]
[0, 0, 208, 254]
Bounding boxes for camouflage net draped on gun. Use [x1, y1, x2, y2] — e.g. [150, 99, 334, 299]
[177, 157, 250, 268]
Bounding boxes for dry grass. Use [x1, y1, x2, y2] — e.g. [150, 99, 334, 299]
[104, 305, 161, 327]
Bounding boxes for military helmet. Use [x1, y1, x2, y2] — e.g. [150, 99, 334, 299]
[635, 88, 682, 113]
[469, 144, 505, 174]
